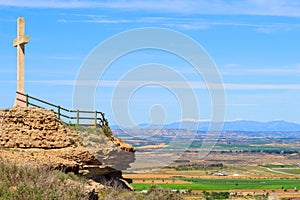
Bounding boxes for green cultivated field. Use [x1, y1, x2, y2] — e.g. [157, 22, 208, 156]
[132, 179, 300, 191]
[262, 164, 299, 168]
[275, 168, 300, 175]
[212, 144, 300, 151]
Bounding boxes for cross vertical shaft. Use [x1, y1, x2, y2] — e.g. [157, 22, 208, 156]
[13, 17, 29, 94]
[13, 17, 29, 107]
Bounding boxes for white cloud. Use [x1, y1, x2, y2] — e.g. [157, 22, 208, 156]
[1, 0, 300, 17]
[47, 56, 84, 60]
[58, 18, 136, 23]
[57, 14, 300, 32]
[226, 103, 257, 107]
[221, 65, 300, 76]
[0, 0, 90, 8]
[224, 83, 300, 90]
[162, 23, 210, 30]
[26, 79, 300, 90]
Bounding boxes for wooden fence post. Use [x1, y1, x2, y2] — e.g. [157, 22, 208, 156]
[57, 106, 61, 119]
[76, 110, 79, 126]
[25, 94, 29, 107]
[94, 111, 97, 127]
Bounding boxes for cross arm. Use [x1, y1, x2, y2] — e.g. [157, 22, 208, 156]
[13, 35, 29, 47]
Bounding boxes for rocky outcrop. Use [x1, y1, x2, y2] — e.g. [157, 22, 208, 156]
[0, 107, 79, 148]
[0, 107, 135, 191]
[110, 136, 135, 152]
[79, 131, 136, 171]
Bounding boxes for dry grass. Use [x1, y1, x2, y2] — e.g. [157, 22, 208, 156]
[0, 157, 88, 200]
[0, 157, 185, 200]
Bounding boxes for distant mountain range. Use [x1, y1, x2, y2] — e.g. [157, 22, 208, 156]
[111, 120, 300, 132]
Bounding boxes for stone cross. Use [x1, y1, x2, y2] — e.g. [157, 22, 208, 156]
[14, 17, 29, 93]
[13, 17, 29, 106]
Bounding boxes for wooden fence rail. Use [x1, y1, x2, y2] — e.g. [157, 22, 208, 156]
[16, 91, 103, 127]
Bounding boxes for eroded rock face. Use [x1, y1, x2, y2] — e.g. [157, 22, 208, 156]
[0, 107, 135, 191]
[110, 136, 135, 153]
[0, 107, 79, 148]
[79, 132, 136, 171]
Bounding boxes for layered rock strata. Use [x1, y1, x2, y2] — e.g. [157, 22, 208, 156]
[0, 107, 135, 191]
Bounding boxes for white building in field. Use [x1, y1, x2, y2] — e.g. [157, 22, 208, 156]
[213, 172, 228, 176]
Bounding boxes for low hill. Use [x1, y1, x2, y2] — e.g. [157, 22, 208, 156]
[111, 120, 300, 131]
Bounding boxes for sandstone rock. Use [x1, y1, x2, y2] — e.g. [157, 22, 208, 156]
[0, 107, 135, 191]
[110, 136, 135, 153]
[79, 131, 136, 171]
[0, 107, 79, 149]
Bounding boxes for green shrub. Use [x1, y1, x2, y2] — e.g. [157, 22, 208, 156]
[98, 185, 183, 200]
[203, 191, 230, 200]
[145, 185, 184, 200]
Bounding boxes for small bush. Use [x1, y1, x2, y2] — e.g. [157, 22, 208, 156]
[145, 185, 184, 200]
[98, 112, 113, 137]
[97, 185, 183, 200]
[203, 191, 230, 200]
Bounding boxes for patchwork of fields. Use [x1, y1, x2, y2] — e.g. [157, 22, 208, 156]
[119, 130, 300, 198]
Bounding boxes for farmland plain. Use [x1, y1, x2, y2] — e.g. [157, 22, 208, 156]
[115, 129, 300, 198]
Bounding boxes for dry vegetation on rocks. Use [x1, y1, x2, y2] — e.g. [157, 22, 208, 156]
[0, 159, 184, 200]
[0, 107, 136, 195]
[0, 158, 88, 200]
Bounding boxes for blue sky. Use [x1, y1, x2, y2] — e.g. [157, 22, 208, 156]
[0, 0, 300, 126]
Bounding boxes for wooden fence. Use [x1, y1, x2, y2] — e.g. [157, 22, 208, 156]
[16, 91, 103, 127]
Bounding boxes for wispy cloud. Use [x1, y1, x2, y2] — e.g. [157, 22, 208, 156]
[27, 79, 300, 90]
[57, 14, 300, 32]
[58, 17, 136, 23]
[1, 0, 300, 17]
[47, 56, 84, 60]
[0, 0, 90, 9]
[224, 83, 300, 90]
[222, 65, 300, 76]
[164, 21, 298, 31]
[226, 103, 257, 107]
